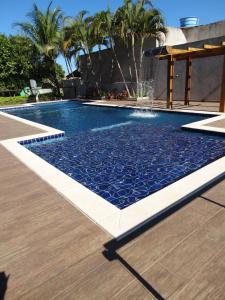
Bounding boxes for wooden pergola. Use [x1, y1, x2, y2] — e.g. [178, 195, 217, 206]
[155, 42, 225, 112]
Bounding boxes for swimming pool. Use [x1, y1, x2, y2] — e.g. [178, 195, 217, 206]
[7, 101, 225, 209]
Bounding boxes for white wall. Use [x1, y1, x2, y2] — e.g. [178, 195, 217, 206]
[161, 26, 187, 46]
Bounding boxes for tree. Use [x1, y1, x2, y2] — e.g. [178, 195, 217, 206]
[73, 1, 166, 97]
[15, 1, 63, 94]
[0, 34, 36, 90]
[92, 11, 111, 88]
[64, 11, 97, 85]
[115, 0, 166, 85]
[92, 8, 132, 97]
[0, 34, 64, 92]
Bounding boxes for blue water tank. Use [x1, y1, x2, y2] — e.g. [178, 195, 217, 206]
[180, 17, 199, 28]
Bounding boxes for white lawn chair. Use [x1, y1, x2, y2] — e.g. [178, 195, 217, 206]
[30, 79, 52, 101]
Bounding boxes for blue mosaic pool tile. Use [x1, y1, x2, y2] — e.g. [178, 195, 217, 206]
[25, 123, 225, 209]
[19, 133, 65, 146]
[6, 101, 224, 209]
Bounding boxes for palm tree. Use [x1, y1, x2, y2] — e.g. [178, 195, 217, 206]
[15, 1, 63, 95]
[117, 0, 166, 85]
[60, 17, 82, 76]
[94, 8, 131, 97]
[138, 7, 167, 81]
[59, 25, 73, 75]
[64, 11, 98, 87]
[92, 11, 111, 88]
[94, 1, 166, 97]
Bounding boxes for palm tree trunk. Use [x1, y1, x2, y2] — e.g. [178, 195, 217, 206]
[87, 52, 95, 87]
[64, 56, 70, 75]
[132, 34, 139, 85]
[139, 36, 145, 81]
[67, 57, 74, 76]
[111, 41, 131, 98]
[51, 58, 60, 96]
[110, 52, 115, 84]
[97, 45, 102, 90]
[127, 48, 133, 83]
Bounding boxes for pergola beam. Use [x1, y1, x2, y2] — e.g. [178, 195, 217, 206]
[203, 44, 221, 49]
[188, 47, 204, 51]
[159, 48, 225, 61]
[167, 48, 191, 55]
[158, 41, 225, 61]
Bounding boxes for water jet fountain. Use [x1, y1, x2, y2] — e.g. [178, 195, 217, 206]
[130, 45, 165, 118]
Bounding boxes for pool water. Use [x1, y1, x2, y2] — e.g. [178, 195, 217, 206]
[7, 101, 225, 209]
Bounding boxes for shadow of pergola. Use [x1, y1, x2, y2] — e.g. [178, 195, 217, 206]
[102, 175, 225, 299]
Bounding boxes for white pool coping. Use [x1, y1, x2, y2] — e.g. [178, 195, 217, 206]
[1, 101, 225, 238]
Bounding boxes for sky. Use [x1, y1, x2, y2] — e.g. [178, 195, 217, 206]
[1, 0, 225, 72]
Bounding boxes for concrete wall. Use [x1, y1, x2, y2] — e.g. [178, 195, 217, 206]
[182, 20, 225, 43]
[62, 79, 77, 99]
[62, 78, 87, 98]
[70, 20, 225, 102]
[78, 37, 156, 92]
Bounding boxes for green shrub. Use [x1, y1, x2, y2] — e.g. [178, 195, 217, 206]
[38, 93, 63, 101]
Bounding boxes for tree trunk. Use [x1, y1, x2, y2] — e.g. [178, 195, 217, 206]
[139, 37, 145, 82]
[111, 40, 131, 98]
[67, 57, 73, 75]
[64, 56, 70, 75]
[52, 58, 60, 96]
[97, 45, 102, 91]
[132, 34, 139, 85]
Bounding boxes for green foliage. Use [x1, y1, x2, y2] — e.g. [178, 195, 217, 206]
[60, 0, 166, 96]
[37, 93, 63, 101]
[0, 34, 64, 92]
[55, 64, 65, 80]
[15, 1, 63, 94]
[0, 35, 33, 90]
[15, 2, 63, 59]
[0, 0, 166, 98]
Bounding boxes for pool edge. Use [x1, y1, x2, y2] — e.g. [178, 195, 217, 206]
[1, 103, 225, 239]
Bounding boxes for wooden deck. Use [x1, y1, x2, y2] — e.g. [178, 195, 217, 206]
[98, 99, 221, 112]
[0, 112, 225, 299]
[0, 115, 44, 140]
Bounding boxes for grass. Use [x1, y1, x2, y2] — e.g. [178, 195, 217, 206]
[0, 94, 63, 107]
[0, 96, 28, 106]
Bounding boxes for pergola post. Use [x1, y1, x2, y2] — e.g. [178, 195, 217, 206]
[219, 54, 225, 112]
[167, 55, 174, 109]
[185, 57, 192, 105]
